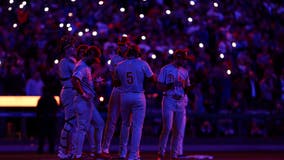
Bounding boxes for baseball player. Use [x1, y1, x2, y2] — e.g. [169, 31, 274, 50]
[102, 35, 129, 155]
[114, 44, 155, 160]
[57, 35, 77, 160]
[157, 49, 191, 160]
[72, 46, 109, 159]
[76, 44, 98, 157]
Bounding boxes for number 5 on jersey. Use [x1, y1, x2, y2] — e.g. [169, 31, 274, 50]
[127, 72, 133, 84]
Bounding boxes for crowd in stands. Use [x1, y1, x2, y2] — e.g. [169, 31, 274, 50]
[0, 0, 284, 137]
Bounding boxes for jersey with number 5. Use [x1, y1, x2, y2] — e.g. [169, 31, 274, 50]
[115, 58, 153, 93]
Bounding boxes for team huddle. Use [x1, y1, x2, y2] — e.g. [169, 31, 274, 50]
[57, 35, 191, 160]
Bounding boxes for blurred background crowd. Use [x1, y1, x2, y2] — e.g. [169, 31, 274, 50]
[0, 0, 284, 138]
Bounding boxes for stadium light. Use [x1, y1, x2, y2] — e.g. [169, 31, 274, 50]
[78, 31, 83, 37]
[54, 59, 59, 64]
[98, 1, 104, 5]
[99, 96, 104, 102]
[141, 35, 146, 40]
[151, 54, 157, 59]
[107, 59, 111, 65]
[139, 14, 144, 19]
[13, 23, 18, 28]
[168, 49, 174, 55]
[226, 69, 231, 75]
[59, 23, 64, 28]
[214, 2, 219, 8]
[165, 9, 171, 15]
[120, 7, 125, 12]
[187, 17, 193, 22]
[44, 7, 49, 12]
[92, 31, 98, 36]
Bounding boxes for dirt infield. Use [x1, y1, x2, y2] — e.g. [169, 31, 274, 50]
[0, 151, 284, 160]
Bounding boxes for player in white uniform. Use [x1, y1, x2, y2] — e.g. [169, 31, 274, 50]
[57, 35, 77, 160]
[72, 46, 109, 159]
[157, 49, 191, 160]
[114, 44, 155, 160]
[76, 44, 98, 157]
[102, 36, 129, 155]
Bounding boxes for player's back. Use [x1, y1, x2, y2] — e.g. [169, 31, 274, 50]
[58, 57, 76, 87]
[116, 58, 152, 93]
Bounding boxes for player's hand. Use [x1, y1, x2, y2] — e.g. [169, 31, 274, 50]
[82, 92, 91, 100]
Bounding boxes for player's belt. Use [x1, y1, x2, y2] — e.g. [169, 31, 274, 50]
[163, 93, 184, 100]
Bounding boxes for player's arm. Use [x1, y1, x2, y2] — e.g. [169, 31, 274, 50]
[112, 68, 121, 87]
[145, 74, 157, 84]
[71, 76, 90, 99]
[143, 61, 156, 85]
[184, 75, 194, 95]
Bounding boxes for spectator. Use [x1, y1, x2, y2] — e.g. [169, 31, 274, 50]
[25, 71, 44, 96]
[36, 86, 59, 154]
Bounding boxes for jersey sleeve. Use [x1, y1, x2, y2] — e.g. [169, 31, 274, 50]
[143, 61, 153, 78]
[72, 65, 84, 81]
[157, 67, 166, 84]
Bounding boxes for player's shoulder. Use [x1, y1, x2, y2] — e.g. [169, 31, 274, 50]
[111, 54, 123, 61]
[136, 58, 150, 66]
[115, 59, 127, 69]
[59, 57, 68, 64]
[179, 66, 189, 73]
[117, 59, 127, 65]
[74, 60, 86, 69]
[161, 63, 174, 71]
[60, 57, 75, 64]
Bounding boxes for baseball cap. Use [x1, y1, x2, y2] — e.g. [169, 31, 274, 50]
[117, 35, 130, 46]
[84, 46, 101, 63]
[174, 49, 187, 59]
[76, 44, 89, 57]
